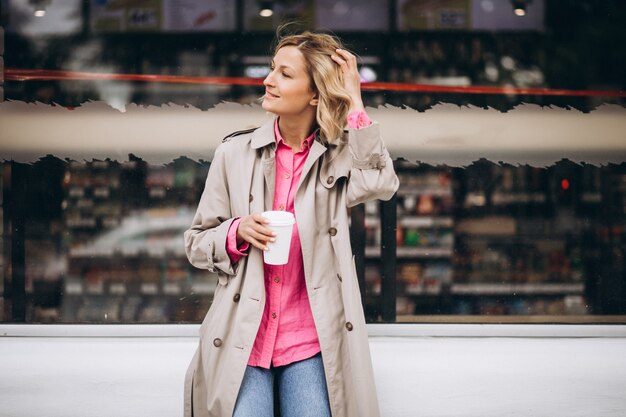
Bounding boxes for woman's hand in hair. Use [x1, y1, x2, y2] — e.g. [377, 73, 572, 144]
[236, 213, 276, 251]
[331, 48, 365, 113]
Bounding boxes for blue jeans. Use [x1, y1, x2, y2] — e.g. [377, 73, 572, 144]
[233, 353, 332, 417]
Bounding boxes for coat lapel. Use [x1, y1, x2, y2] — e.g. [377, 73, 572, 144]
[250, 118, 277, 211]
[262, 153, 275, 211]
[298, 138, 327, 193]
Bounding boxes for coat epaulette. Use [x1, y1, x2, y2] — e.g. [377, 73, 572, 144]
[222, 127, 259, 143]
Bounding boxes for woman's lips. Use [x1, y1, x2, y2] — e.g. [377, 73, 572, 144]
[265, 91, 279, 99]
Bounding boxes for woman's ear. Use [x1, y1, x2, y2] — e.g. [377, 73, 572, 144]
[309, 92, 319, 106]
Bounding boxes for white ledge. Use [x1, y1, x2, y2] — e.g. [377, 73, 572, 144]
[1, 323, 626, 338]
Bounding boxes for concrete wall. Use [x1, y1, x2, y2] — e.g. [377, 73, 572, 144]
[1, 324, 625, 417]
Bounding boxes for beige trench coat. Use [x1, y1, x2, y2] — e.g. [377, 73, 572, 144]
[183, 117, 399, 417]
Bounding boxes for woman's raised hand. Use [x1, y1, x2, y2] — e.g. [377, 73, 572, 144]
[236, 213, 276, 251]
[331, 48, 365, 113]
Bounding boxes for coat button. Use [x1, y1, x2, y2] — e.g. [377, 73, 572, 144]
[249, 194, 254, 202]
[233, 293, 241, 302]
[328, 227, 337, 236]
[337, 273, 342, 282]
[271, 313, 277, 319]
[345, 322, 353, 331]
[213, 338, 223, 347]
[327, 176, 334, 184]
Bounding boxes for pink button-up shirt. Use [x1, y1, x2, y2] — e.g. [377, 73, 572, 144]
[226, 112, 371, 369]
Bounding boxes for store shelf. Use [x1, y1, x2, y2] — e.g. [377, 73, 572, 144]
[395, 283, 584, 300]
[581, 192, 602, 203]
[401, 216, 454, 228]
[190, 281, 217, 295]
[63, 280, 216, 297]
[366, 246, 453, 258]
[93, 187, 111, 198]
[404, 286, 443, 296]
[140, 283, 160, 295]
[365, 216, 454, 228]
[456, 234, 569, 242]
[68, 187, 85, 197]
[450, 283, 584, 296]
[69, 249, 188, 260]
[110, 283, 127, 295]
[397, 186, 452, 197]
[491, 192, 547, 205]
[454, 216, 516, 236]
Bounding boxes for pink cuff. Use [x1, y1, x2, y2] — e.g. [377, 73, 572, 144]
[347, 110, 372, 129]
[226, 218, 250, 265]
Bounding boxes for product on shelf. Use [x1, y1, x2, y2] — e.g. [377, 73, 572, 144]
[372, 160, 619, 319]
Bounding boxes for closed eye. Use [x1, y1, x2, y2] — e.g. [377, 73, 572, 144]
[270, 61, 293, 78]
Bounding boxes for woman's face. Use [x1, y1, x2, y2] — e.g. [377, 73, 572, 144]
[262, 46, 318, 117]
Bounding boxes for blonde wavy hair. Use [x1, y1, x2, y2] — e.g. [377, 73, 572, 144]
[272, 31, 353, 144]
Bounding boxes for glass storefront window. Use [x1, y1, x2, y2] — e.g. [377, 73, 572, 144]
[1, 0, 625, 324]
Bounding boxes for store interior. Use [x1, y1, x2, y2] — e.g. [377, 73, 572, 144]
[2, 154, 625, 323]
[1, 0, 625, 324]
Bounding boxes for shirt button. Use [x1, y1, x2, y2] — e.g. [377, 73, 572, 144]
[249, 194, 254, 202]
[327, 176, 334, 184]
[345, 322, 353, 331]
[271, 313, 277, 319]
[213, 338, 223, 347]
[274, 277, 280, 283]
[328, 227, 337, 236]
[278, 203, 285, 210]
[284, 172, 291, 179]
[233, 293, 241, 302]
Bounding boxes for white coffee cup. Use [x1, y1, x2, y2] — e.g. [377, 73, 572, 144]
[262, 210, 295, 265]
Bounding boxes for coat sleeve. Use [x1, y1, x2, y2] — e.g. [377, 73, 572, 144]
[346, 121, 399, 207]
[184, 144, 237, 276]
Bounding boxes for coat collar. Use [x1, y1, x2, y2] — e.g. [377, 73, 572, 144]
[250, 116, 340, 150]
[251, 117, 350, 198]
[250, 118, 276, 150]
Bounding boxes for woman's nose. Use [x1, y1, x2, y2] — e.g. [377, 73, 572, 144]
[263, 71, 274, 87]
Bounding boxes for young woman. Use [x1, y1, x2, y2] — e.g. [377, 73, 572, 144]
[183, 30, 398, 417]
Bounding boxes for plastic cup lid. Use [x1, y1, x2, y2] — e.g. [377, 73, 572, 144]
[262, 210, 295, 226]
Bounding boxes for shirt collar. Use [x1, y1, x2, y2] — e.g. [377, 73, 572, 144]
[274, 117, 316, 152]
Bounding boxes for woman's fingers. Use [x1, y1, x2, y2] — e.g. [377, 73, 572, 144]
[245, 236, 269, 251]
[239, 228, 270, 251]
[241, 223, 274, 242]
[332, 48, 363, 110]
[333, 49, 356, 68]
[331, 53, 350, 71]
[331, 53, 347, 67]
[237, 213, 276, 250]
[252, 213, 271, 225]
[249, 214, 275, 239]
